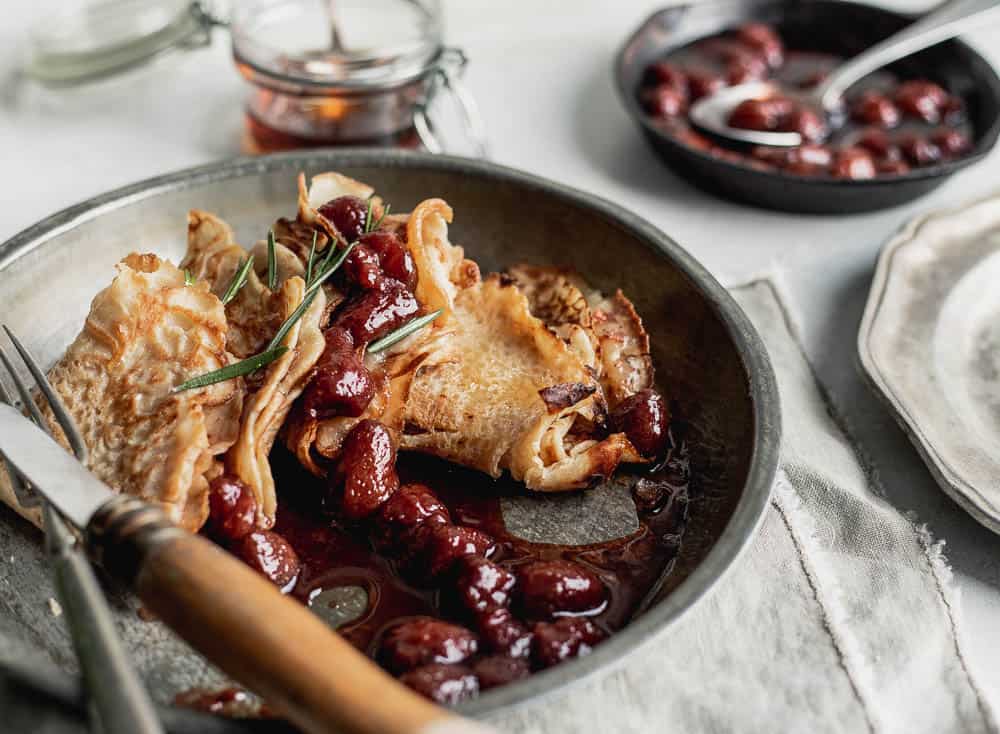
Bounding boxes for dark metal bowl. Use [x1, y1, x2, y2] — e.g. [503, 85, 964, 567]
[615, 0, 1000, 214]
[0, 150, 780, 730]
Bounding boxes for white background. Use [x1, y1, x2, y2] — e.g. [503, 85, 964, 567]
[2, 0, 999, 716]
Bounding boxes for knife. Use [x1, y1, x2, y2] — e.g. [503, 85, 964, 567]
[0, 404, 496, 734]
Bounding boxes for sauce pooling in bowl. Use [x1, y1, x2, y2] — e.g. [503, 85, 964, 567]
[187, 439, 690, 708]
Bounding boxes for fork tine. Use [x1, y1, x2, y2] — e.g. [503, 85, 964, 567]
[0, 346, 48, 429]
[3, 326, 87, 461]
[0, 376, 39, 507]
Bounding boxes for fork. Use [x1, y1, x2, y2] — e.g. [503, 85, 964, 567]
[0, 326, 164, 734]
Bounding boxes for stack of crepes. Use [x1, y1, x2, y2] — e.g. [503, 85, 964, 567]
[1, 172, 656, 534]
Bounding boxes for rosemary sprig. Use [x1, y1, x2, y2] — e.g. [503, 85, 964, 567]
[313, 233, 342, 280]
[267, 230, 278, 290]
[221, 256, 254, 306]
[267, 291, 319, 353]
[172, 347, 288, 393]
[267, 242, 356, 353]
[371, 203, 391, 232]
[363, 198, 375, 234]
[306, 242, 354, 298]
[367, 309, 442, 354]
[183, 269, 195, 286]
[305, 230, 318, 285]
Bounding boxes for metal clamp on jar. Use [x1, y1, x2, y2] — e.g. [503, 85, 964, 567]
[23, 0, 488, 157]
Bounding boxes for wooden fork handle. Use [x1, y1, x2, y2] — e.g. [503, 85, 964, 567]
[87, 497, 497, 734]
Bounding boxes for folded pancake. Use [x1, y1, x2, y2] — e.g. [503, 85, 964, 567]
[2, 253, 244, 531]
[287, 189, 639, 491]
[181, 211, 326, 527]
[505, 265, 653, 409]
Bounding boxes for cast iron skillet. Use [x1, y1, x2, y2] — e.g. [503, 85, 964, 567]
[615, 0, 1000, 214]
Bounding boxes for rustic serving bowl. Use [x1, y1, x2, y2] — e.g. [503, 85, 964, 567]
[0, 150, 779, 730]
[615, 0, 1000, 214]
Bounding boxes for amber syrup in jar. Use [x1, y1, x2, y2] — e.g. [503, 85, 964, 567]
[231, 0, 455, 154]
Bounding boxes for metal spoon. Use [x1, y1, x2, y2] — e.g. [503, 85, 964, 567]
[689, 0, 1000, 147]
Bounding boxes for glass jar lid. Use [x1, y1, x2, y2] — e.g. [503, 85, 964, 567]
[24, 0, 223, 86]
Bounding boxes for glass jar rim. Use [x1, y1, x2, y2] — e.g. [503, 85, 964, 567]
[230, 0, 444, 93]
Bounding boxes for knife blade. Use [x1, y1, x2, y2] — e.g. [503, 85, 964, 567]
[0, 403, 112, 529]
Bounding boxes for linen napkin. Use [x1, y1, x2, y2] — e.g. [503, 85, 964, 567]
[486, 279, 996, 734]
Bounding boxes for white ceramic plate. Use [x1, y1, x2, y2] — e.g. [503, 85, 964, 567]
[859, 192, 1000, 533]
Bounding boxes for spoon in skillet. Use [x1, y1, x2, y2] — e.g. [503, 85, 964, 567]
[689, 0, 1000, 147]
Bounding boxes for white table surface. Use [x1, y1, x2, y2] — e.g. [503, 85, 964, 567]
[3, 0, 1000, 722]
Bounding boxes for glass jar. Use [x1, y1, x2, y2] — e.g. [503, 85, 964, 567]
[23, 0, 486, 156]
[232, 0, 484, 155]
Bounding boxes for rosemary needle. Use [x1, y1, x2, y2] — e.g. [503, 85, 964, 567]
[221, 256, 254, 305]
[368, 309, 443, 354]
[267, 230, 278, 290]
[172, 347, 288, 393]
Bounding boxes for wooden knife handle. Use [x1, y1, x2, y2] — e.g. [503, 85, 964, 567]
[87, 497, 496, 734]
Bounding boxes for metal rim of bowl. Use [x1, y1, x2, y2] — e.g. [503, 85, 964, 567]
[614, 1, 1000, 191]
[0, 149, 781, 720]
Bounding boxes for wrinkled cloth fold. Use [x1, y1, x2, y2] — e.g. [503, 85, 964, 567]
[487, 279, 996, 734]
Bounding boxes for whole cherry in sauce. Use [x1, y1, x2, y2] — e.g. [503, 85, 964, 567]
[343, 245, 383, 290]
[455, 556, 517, 616]
[359, 231, 418, 291]
[516, 560, 607, 620]
[854, 128, 900, 161]
[894, 80, 948, 122]
[531, 617, 606, 669]
[317, 195, 369, 242]
[475, 608, 533, 659]
[831, 147, 877, 179]
[727, 97, 794, 132]
[898, 134, 942, 166]
[379, 617, 479, 673]
[609, 388, 670, 459]
[303, 327, 374, 419]
[752, 144, 832, 175]
[207, 474, 257, 541]
[726, 54, 767, 85]
[687, 68, 725, 101]
[643, 61, 688, 93]
[851, 91, 900, 128]
[331, 420, 400, 520]
[780, 107, 825, 143]
[642, 84, 687, 118]
[736, 23, 783, 68]
[406, 523, 497, 582]
[398, 663, 479, 704]
[375, 482, 451, 551]
[237, 531, 301, 589]
[334, 277, 420, 346]
[932, 127, 970, 156]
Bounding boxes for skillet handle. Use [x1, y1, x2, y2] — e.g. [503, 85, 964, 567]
[87, 496, 496, 734]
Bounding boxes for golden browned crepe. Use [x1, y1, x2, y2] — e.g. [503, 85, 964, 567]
[2, 170, 657, 535]
[11, 254, 244, 531]
[181, 211, 326, 528]
[504, 265, 653, 410]
[287, 176, 652, 490]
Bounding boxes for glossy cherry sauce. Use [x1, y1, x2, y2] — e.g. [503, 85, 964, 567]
[274, 443, 690, 656]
